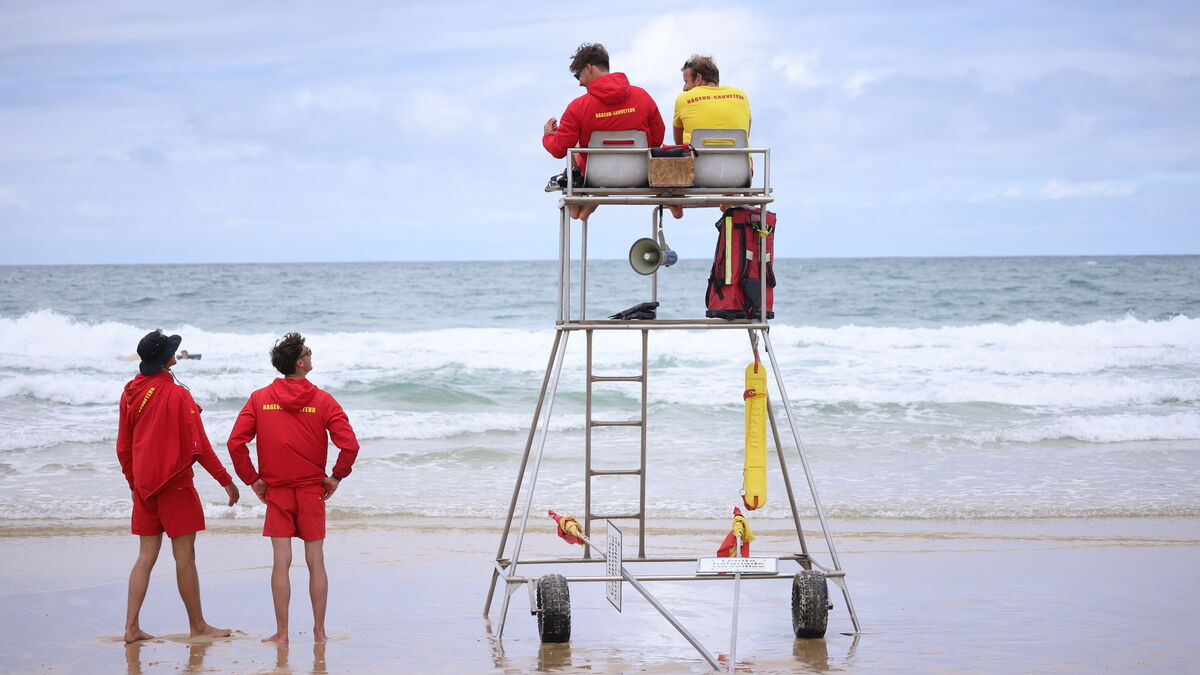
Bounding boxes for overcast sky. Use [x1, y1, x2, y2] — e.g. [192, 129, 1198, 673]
[1, 1, 1197, 264]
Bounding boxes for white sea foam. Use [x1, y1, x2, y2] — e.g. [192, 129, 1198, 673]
[959, 412, 1200, 444]
[350, 410, 587, 440]
[4, 309, 1199, 520]
[4, 310, 1196, 377]
[0, 496, 268, 521]
[3, 310, 1199, 433]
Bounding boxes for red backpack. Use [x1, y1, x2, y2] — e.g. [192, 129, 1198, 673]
[705, 207, 776, 320]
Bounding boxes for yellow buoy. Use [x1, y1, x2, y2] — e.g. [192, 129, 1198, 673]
[742, 361, 768, 510]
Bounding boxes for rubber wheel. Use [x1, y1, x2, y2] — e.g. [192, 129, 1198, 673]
[791, 570, 829, 638]
[536, 574, 571, 643]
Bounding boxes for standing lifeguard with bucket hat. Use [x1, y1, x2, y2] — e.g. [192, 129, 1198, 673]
[116, 329, 241, 643]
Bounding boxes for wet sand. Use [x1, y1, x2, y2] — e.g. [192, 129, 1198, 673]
[1, 516, 1198, 673]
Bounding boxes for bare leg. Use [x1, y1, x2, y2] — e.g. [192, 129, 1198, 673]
[124, 535, 162, 642]
[569, 204, 599, 221]
[171, 532, 231, 638]
[304, 539, 329, 642]
[263, 537, 292, 643]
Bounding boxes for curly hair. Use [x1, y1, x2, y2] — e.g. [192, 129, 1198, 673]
[270, 332, 306, 375]
[569, 42, 610, 75]
[682, 54, 719, 86]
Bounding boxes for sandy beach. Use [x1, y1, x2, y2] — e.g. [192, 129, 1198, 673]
[1, 515, 1197, 673]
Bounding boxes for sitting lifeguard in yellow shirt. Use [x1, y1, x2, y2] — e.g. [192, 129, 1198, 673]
[672, 54, 751, 145]
[670, 55, 751, 218]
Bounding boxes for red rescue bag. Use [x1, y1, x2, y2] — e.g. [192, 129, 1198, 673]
[705, 207, 776, 320]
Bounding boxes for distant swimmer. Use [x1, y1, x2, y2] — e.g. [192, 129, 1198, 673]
[178, 350, 202, 360]
[227, 332, 360, 644]
[116, 329, 240, 643]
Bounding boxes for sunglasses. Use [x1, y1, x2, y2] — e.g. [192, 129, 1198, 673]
[573, 63, 589, 81]
[300, 348, 312, 358]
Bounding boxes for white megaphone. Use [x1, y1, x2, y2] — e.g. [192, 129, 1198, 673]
[628, 236, 678, 275]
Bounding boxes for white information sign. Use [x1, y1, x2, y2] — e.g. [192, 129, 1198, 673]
[606, 520, 622, 612]
[696, 557, 779, 575]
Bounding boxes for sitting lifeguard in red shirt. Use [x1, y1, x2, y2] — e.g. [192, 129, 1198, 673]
[543, 42, 665, 222]
[227, 332, 360, 644]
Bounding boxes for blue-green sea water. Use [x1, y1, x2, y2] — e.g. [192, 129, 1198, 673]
[1, 256, 1197, 522]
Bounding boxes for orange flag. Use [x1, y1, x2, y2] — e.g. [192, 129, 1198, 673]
[716, 507, 755, 557]
[548, 510, 585, 545]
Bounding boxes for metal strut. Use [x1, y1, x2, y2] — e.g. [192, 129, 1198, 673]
[569, 529, 722, 671]
[758, 328, 862, 633]
[495, 329, 571, 638]
[483, 329, 564, 616]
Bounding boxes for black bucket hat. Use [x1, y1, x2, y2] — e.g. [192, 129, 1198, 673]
[137, 330, 182, 376]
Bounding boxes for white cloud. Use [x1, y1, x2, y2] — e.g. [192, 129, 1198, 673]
[967, 187, 1026, 202]
[1040, 180, 1140, 199]
[0, 186, 31, 211]
[843, 69, 888, 97]
[618, 9, 819, 92]
[965, 180, 1141, 202]
[74, 201, 112, 217]
[774, 53, 821, 88]
[166, 142, 266, 163]
[294, 86, 381, 113]
[1, 2, 1197, 263]
[396, 90, 474, 138]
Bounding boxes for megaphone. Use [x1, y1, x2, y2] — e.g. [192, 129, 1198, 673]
[629, 237, 678, 275]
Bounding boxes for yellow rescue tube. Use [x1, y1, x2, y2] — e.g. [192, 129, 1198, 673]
[742, 361, 768, 510]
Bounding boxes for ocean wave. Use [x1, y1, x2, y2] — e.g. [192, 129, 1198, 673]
[3, 310, 1196, 369]
[2, 496, 1195, 521]
[3, 310, 1198, 412]
[958, 412, 1200, 444]
[0, 497, 266, 522]
[351, 410, 587, 441]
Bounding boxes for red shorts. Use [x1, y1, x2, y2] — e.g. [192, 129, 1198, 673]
[131, 476, 205, 538]
[263, 484, 326, 541]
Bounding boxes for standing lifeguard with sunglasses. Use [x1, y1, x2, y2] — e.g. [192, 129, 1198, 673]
[226, 332, 360, 644]
[542, 42, 665, 222]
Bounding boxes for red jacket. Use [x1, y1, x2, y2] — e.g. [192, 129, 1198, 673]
[542, 72, 665, 172]
[226, 378, 359, 488]
[116, 370, 232, 498]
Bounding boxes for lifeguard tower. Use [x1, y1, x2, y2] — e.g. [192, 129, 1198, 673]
[483, 129, 861, 670]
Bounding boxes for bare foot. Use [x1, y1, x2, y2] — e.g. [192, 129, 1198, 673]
[124, 628, 154, 643]
[668, 204, 684, 219]
[262, 632, 288, 644]
[313, 628, 328, 643]
[191, 624, 232, 639]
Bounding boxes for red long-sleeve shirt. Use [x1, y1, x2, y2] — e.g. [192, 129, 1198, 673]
[226, 378, 359, 488]
[542, 72, 665, 172]
[116, 370, 232, 498]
